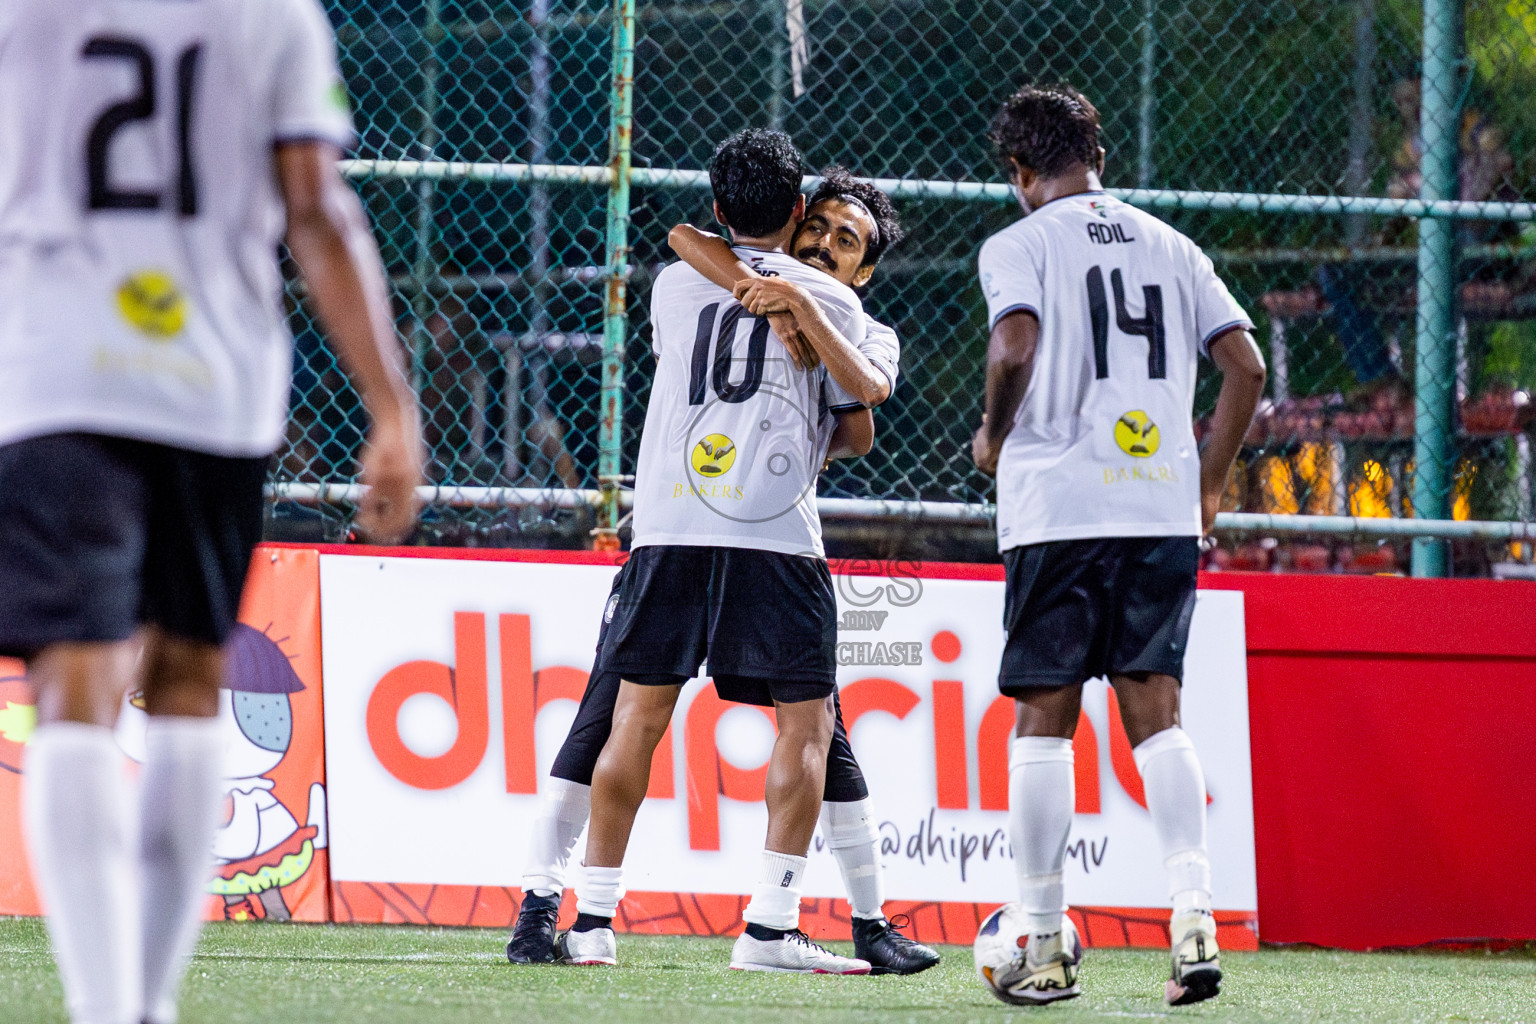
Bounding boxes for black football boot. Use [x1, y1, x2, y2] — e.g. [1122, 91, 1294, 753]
[852, 914, 942, 975]
[506, 892, 561, 964]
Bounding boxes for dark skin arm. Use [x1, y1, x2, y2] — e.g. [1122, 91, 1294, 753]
[1200, 328, 1267, 533]
[278, 142, 423, 543]
[826, 408, 875, 460]
[970, 310, 1039, 477]
[666, 223, 818, 371]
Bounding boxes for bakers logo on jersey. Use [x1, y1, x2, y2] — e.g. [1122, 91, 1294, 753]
[690, 433, 736, 477]
[117, 270, 188, 340]
[1114, 410, 1160, 458]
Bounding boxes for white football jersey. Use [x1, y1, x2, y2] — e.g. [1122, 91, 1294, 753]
[0, 0, 353, 456]
[978, 192, 1251, 550]
[814, 315, 900, 455]
[631, 247, 868, 558]
[861, 316, 900, 398]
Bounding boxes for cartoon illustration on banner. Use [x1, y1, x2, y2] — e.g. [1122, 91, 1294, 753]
[0, 548, 331, 923]
[113, 623, 328, 921]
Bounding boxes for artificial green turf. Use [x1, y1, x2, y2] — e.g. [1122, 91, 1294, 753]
[1, 917, 1533, 1024]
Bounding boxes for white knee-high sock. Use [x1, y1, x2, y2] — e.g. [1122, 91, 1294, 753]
[820, 798, 883, 920]
[522, 778, 591, 897]
[742, 850, 806, 931]
[1133, 727, 1212, 916]
[140, 717, 224, 1024]
[24, 723, 141, 1024]
[1009, 736, 1074, 935]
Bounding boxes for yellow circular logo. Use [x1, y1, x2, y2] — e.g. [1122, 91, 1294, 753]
[116, 270, 187, 339]
[691, 433, 737, 477]
[1114, 410, 1160, 458]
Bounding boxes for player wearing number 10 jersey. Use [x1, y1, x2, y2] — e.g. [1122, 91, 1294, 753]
[567, 129, 873, 976]
[970, 85, 1266, 1008]
[0, 2, 421, 1022]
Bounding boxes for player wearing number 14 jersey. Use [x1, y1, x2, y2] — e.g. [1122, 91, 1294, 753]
[970, 85, 1266, 1007]
[0, 2, 422, 1022]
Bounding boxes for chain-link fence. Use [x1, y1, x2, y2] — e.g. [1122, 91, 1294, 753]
[271, 0, 1536, 573]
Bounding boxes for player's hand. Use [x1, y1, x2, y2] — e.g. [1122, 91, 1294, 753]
[356, 407, 424, 544]
[734, 276, 810, 317]
[1200, 485, 1221, 537]
[767, 311, 820, 370]
[971, 420, 1000, 477]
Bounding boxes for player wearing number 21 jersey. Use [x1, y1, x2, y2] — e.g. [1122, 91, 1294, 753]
[0, 3, 421, 1023]
[970, 85, 1265, 1010]
[0, 0, 353, 454]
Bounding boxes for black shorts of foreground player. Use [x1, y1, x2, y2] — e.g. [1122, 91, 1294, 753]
[970, 84, 1265, 1009]
[542, 128, 891, 977]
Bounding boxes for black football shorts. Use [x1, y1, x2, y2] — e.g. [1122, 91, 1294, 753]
[549, 667, 868, 802]
[595, 544, 837, 704]
[0, 432, 267, 659]
[998, 535, 1200, 693]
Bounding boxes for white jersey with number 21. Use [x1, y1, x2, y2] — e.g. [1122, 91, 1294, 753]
[978, 192, 1252, 552]
[0, 0, 354, 456]
[632, 246, 867, 558]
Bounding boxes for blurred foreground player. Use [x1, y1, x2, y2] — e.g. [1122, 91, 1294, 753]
[0, 2, 422, 1021]
[970, 85, 1265, 1006]
[509, 172, 937, 975]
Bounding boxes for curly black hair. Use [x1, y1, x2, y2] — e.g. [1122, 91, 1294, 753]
[806, 166, 904, 268]
[988, 84, 1102, 179]
[708, 128, 805, 238]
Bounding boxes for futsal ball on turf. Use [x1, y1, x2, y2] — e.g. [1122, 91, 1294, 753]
[974, 903, 1080, 1006]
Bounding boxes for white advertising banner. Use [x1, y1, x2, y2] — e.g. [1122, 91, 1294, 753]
[320, 553, 1256, 916]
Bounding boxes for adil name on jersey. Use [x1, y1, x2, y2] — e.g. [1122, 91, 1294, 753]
[1086, 221, 1136, 245]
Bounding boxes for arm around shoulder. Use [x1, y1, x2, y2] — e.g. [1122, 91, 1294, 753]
[827, 408, 875, 460]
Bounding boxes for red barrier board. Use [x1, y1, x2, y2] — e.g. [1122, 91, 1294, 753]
[1202, 572, 1536, 949]
[5, 542, 1533, 951]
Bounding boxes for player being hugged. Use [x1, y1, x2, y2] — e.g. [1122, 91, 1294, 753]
[969, 85, 1265, 1006]
[0, 2, 422, 1023]
[508, 169, 939, 976]
[559, 129, 879, 975]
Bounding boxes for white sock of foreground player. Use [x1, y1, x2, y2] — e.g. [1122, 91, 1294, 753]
[1008, 735, 1075, 935]
[521, 778, 591, 898]
[820, 798, 883, 920]
[140, 717, 225, 1024]
[742, 850, 807, 931]
[1132, 727, 1213, 917]
[24, 722, 141, 1024]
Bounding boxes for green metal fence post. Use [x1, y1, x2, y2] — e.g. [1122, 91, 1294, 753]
[597, 0, 637, 548]
[1410, 0, 1463, 577]
[409, 0, 443, 399]
[1136, 0, 1157, 188]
